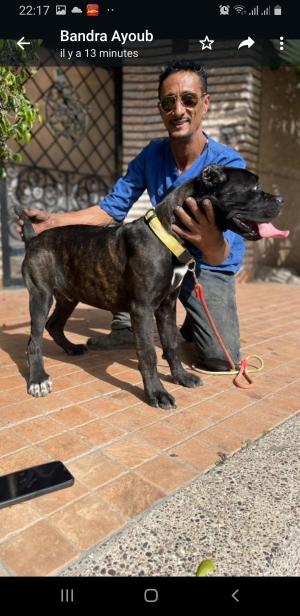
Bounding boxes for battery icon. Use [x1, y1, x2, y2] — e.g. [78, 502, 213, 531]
[274, 5, 281, 14]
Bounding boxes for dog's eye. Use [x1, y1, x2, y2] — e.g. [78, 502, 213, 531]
[253, 184, 260, 191]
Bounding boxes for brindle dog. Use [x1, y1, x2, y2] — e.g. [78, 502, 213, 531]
[15, 164, 286, 409]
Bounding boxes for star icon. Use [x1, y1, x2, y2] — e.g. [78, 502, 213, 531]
[199, 36, 214, 50]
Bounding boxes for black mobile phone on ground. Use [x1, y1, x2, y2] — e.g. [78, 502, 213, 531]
[0, 461, 75, 510]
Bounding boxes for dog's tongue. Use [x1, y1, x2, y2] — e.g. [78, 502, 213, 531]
[257, 223, 289, 239]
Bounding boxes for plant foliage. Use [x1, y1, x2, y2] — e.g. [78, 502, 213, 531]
[0, 39, 42, 178]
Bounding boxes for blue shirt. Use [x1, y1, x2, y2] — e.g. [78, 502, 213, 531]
[100, 134, 246, 273]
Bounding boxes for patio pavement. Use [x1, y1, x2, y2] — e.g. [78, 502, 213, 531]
[0, 282, 299, 577]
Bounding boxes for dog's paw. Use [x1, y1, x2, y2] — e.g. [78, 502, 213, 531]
[149, 390, 177, 410]
[173, 371, 203, 388]
[66, 344, 88, 356]
[28, 377, 52, 397]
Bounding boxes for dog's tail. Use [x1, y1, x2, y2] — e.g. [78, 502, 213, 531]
[14, 206, 37, 249]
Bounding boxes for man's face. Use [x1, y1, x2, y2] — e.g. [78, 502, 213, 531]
[158, 71, 210, 140]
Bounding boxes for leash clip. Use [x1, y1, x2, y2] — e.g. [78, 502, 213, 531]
[189, 259, 198, 284]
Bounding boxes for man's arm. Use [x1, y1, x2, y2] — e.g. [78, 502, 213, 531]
[17, 147, 148, 236]
[172, 198, 230, 266]
[16, 205, 114, 236]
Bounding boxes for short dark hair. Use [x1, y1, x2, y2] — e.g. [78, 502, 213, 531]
[158, 58, 208, 99]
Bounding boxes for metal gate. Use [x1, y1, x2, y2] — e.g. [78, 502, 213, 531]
[0, 55, 122, 287]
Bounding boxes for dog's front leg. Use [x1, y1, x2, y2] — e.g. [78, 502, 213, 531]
[27, 288, 53, 397]
[155, 293, 202, 389]
[130, 304, 178, 409]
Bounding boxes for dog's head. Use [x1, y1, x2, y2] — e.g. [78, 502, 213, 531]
[189, 164, 288, 241]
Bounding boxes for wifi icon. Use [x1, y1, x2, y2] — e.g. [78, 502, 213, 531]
[234, 4, 246, 12]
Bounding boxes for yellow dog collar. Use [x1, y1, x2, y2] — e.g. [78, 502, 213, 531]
[144, 209, 195, 267]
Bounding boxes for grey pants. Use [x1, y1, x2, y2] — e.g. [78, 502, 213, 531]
[110, 268, 241, 370]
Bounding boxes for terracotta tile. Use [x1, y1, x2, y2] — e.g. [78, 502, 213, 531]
[164, 410, 213, 434]
[68, 451, 125, 489]
[103, 435, 158, 468]
[0, 357, 15, 368]
[168, 438, 220, 470]
[65, 371, 100, 385]
[156, 377, 181, 393]
[25, 393, 75, 412]
[36, 432, 92, 461]
[80, 396, 129, 417]
[190, 400, 237, 421]
[169, 388, 203, 408]
[109, 388, 145, 407]
[105, 361, 135, 376]
[0, 392, 19, 407]
[0, 402, 44, 426]
[54, 385, 100, 404]
[73, 419, 124, 446]
[0, 367, 23, 379]
[265, 395, 300, 414]
[32, 481, 88, 515]
[0, 449, 49, 475]
[48, 364, 82, 378]
[138, 455, 198, 492]
[241, 403, 291, 427]
[0, 503, 41, 541]
[221, 413, 277, 438]
[0, 375, 27, 390]
[246, 377, 282, 395]
[112, 370, 143, 386]
[88, 379, 122, 395]
[50, 494, 126, 550]
[51, 405, 97, 428]
[0, 520, 79, 576]
[97, 472, 165, 518]
[197, 424, 245, 452]
[132, 401, 177, 419]
[13, 417, 63, 443]
[136, 423, 184, 449]
[210, 392, 251, 411]
[2, 385, 36, 403]
[108, 408, 156, 431]
[50, 376, 76, 390]
[0, 429, 28, 456]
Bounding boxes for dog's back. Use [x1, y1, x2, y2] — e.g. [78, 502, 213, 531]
[15, 208, 173, 313]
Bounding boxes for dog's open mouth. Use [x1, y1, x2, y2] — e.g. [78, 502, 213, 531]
[232, 216, 289, 239]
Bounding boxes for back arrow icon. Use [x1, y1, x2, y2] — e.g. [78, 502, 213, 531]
[232, 589, 239, 602]
[238, 37, 255, 49]
[17, 37, 30, 50]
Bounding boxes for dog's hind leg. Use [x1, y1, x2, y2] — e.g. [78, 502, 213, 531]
[27, 287, 54, 397]
[155, 293, 202, 389]
[45, 292, 88, 355]
[130, 305, 178, 409]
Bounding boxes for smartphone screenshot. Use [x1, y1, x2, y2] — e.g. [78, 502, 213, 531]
[0, 0, 299, 605]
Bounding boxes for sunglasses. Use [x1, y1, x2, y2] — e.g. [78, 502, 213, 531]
[159, 92, 207, 113]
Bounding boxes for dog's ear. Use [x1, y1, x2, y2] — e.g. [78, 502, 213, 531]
[201, 164, 227, 187]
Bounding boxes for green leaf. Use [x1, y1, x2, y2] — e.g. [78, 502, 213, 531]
[196, 559, 216, 577]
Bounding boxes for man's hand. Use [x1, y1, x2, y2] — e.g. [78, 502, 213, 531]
[171, 197, 230, 266]
[16, 209, 53, 237]
[16, 205, 115, 240]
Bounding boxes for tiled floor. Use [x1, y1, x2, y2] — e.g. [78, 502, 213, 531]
[0, 283, 299, 576]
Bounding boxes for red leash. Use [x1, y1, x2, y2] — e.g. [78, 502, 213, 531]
[194, 281, 255, 389]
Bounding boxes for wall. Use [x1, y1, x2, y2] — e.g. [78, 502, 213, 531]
[255, 66, 300, 270]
